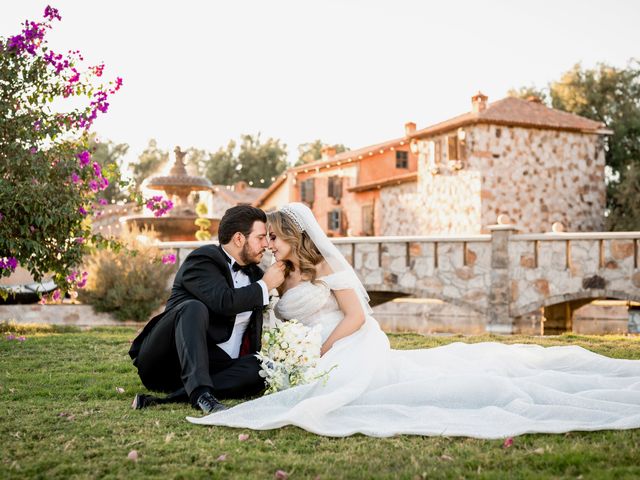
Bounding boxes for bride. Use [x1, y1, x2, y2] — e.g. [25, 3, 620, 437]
[188, 203, 640, 438]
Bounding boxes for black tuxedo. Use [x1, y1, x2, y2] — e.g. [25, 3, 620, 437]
[129, 244, 267, 400]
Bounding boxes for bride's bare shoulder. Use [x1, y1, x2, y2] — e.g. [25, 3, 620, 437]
[315, 260, 332, 278]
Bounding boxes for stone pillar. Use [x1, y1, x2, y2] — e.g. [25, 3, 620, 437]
[487, 224, 518, 334]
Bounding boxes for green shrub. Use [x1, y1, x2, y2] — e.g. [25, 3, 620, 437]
[78, 234, 176, 321]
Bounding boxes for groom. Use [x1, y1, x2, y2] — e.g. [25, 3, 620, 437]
[129, 205, 285, 413]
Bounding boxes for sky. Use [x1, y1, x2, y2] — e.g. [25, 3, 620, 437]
[2, 0, 640, 167]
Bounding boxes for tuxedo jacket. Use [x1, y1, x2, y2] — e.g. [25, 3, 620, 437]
[128, 244, 265, 363]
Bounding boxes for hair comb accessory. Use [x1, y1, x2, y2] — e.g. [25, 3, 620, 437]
[280, 205, 305, 232]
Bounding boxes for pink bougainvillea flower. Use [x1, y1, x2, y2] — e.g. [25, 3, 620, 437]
[98, 198, 108, 206]
[161, 254, 176, 265]
[71, 172, 81, 184]
[238, 433, 249, 442]
[503, 437, 514, 448]
[88, 179, 99, 192]
[6, 334, 16, 341]
[51, 289, 61, 302]
[92, 162, 101, 177]
[77, 150, 91, 167]
[44, 5, 62, 21]
[0, 257, 19, 273]
[78, 206, 88, 216]
[17, 336, 26, 342]
[76, 271, 88, 289]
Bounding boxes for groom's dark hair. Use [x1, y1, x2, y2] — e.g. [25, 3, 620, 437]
[218, 205, 267, 244]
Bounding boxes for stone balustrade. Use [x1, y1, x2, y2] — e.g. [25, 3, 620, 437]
[158, 228, 640, 333]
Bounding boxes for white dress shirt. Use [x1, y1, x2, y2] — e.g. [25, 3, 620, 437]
[216, 247, 269, 358]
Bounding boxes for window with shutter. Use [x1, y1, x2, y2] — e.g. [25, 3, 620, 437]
[395, 150, 409, 169]
[434, 139, 442, 164]
[300, 178, 315, 204]
[447, 135, 458, 160]
[328, 176, 342, 201]
[362, 204, 374, 236]
[328, 209, 341, 231]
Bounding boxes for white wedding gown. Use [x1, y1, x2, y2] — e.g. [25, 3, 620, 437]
[188, 271, 640, 438]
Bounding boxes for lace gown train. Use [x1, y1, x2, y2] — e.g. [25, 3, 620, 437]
[187, 272, 640, 438]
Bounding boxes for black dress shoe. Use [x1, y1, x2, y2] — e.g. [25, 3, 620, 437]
[195, 392, 228, 414]
[131, 393, 157, 410]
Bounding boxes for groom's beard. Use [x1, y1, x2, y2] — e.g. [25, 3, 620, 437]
[240, 243, 264, 265]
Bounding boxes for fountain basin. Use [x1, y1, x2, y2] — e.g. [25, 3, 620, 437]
[121, 215, 219, 242]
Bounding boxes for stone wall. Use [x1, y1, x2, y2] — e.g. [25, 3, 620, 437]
[470, 125, 605, 233]
[413, 125, 605, 234]
[509, 236, 640, 316]
[379, 182, 422, 236]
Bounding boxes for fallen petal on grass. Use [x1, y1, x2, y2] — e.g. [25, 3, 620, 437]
[127, 450, 138, 462]
[275, 470, 289, 479]
[216, 454, 227, 462]
[503, 437, 514, 449]
[440, 454, 453, 461]
[115, 387, 125, 394]
[238, 433, 250, 442]
[165, 432, 175, 443]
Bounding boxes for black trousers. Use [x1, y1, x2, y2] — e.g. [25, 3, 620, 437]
[135, 299, 265, 399]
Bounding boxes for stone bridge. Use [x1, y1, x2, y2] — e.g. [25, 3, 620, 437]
[161, 225, 640, 334]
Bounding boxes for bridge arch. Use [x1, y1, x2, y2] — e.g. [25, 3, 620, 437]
[365, 285, 487, 315]
[511, 289, 640, 318]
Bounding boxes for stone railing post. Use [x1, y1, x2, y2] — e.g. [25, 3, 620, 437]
[487, 223, 518, 334]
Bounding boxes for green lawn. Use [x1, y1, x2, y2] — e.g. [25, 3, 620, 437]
[1, 322, 639, 479]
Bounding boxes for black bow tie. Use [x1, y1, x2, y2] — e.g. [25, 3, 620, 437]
[231, 261, 253, 275]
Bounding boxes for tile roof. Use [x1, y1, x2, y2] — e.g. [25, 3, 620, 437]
[410, 96, 610, 138]
[347, 172, 417, 193]
[290, 137, 410, 173]
[213, 183, 266, 204]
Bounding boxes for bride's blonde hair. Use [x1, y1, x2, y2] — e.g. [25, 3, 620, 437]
[267, 210, 323, 282]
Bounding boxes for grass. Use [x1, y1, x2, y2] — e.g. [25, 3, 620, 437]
[1, 322, 640, 479]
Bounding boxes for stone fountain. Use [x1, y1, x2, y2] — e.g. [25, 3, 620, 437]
[121, 146, 219, 241]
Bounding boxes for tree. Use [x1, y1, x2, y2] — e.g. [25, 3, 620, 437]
[88, 133, 130, 203]
[513, 60, 640, 230]
[507, 85, 549, 104]
[202, 134, 288, 186]
[236, 134, 288, 186]
[296, 140, 349, 166]
[606, 162, 640, 231]
[130, 139, 169, 191]
[0, 6, 123, 294]
[0, 7, 170, 298]
[204, 141, 237, 185]
[184, 147, 207, 176]
[550, 62, 640, 183]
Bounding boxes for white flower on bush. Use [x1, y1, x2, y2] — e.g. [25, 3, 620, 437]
[256, 319, 331, 394]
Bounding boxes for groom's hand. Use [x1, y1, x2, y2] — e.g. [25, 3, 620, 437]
[262, 261, 286, 290]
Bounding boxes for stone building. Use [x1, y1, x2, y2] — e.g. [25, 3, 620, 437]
[254, 124, 419, 236]
[256, 92, 610, 236]
[395, 93, 610, 234]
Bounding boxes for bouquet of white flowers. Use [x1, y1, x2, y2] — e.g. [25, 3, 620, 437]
[257, 319, 331, 394]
